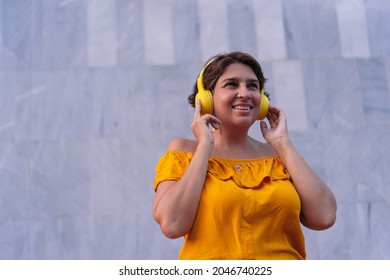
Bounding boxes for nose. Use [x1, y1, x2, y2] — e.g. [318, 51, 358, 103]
[237, 86, 251, 99]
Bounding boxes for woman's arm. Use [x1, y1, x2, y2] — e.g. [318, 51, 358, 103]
[152, 140, 212, 238]
[261, 105, 337, 230]
[152, 100, 221, 238]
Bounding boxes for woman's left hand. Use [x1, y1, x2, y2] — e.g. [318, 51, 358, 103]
[261, 105, 337, 230]
[260, 105, 289, 147]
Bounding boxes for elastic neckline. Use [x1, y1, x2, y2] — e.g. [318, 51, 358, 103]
[167, 149, 280, 163]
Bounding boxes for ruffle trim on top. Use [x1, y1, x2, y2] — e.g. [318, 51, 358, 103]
[154, 150, 291, 191]
[207, 154, 291, 189]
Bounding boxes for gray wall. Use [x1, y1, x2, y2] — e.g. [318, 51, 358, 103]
[1, 0, 389, 259]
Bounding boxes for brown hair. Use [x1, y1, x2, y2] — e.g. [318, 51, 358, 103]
[188, 51, 268, 107]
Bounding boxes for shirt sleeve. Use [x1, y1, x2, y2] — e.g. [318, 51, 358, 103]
[153, 151, 192, 191]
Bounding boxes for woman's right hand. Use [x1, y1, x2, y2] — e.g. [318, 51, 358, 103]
[191, 99, 222, 147]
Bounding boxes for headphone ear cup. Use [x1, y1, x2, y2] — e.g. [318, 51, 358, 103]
[195, 90, 213, 115]
[258, 90, 269, 120]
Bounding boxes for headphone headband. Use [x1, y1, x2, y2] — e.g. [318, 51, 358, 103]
[196, 59, 215, 93]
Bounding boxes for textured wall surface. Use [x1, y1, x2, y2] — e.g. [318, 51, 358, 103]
[1, 0, 389, 260]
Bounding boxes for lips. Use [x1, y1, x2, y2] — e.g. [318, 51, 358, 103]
[232, 105, 253, 110]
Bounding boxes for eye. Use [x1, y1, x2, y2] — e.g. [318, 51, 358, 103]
[247, 83, 259, 90]
[225, 81, 238, 88]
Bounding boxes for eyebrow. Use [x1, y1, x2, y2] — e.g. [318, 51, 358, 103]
[222, 77, 259, 84]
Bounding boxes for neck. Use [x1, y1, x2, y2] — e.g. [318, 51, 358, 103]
[212, 125, 253, 155]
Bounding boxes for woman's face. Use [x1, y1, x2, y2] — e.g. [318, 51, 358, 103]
[212, 62, 261, 126]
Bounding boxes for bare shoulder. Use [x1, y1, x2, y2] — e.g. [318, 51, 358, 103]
[166, 138, 197, 153]
[250, 137, 278, 158]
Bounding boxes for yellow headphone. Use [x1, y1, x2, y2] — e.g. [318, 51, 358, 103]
[195, 62, 269, 120]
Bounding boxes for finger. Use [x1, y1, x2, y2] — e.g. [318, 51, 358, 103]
[260, 120, 268, 135]
[269, 106, 285, 121]
[209, 115, 222, 124]
[194, 99, 202, 119]
[267, 106, 281, 122]
[268, 116, 279, 129]
[209, 121, 221, 130]
[268, 104, 280, 112]
[209, 115, 222, 126]
[199, 113, 220, 128]
[266, 111, 277, 125]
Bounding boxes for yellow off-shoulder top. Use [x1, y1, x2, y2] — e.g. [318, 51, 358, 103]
[154, 150, 306, 260]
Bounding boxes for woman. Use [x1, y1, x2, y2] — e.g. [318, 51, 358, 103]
[152, 51, 337, 260]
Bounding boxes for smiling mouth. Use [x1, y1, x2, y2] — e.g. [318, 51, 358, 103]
[232, 105, 253, 110]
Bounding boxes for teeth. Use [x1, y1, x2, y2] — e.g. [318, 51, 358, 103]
[233, 105, 250, 110]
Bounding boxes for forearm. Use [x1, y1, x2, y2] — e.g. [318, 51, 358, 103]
[153, 143, 212, 238]
[273, 138, 337, 230]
